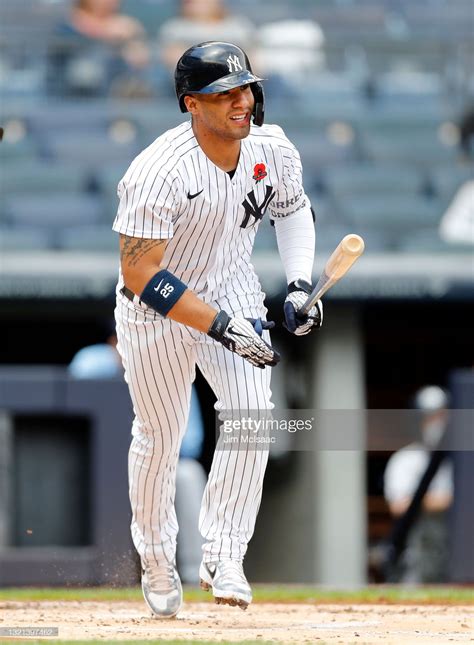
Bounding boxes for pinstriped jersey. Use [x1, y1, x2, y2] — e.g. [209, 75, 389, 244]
[112, 121, 310, 304]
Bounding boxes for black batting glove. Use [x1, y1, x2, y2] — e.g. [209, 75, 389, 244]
[283, 279, 323, 336]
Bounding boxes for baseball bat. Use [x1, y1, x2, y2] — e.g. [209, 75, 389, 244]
[298, 234, 365, 316]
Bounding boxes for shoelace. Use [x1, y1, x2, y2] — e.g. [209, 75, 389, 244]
[145, 564, 177, 593]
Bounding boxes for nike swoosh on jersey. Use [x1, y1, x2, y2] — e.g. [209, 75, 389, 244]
[187, 189, 204, 200]
[153, 279, 164, 292]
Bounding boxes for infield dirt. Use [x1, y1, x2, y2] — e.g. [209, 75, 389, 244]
[1, 600, 473, 643]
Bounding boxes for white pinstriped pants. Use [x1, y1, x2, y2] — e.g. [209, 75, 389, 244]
[115, 290, 272, 568]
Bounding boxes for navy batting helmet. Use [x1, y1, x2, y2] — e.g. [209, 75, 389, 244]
[175, 41, 265, 126]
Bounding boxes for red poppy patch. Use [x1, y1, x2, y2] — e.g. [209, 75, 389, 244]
[253, 163, 267, 182]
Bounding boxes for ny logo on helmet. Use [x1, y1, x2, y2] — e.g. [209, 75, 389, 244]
[227, 54, 243, 73]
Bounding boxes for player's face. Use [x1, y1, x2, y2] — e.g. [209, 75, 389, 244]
[192, 85, 255, 141]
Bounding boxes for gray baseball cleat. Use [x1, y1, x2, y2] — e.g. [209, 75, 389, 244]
[141, 564, 183, 618]
[199, 560, 252, 609]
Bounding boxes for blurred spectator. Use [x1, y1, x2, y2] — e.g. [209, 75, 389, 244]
[384, 386, 453, 583]
[69, 323, 207, 584]
[256, 19, 325, 96]
[48, 0, 153, 97]
[158, 0, 255, 74]
[439, 180, 474, 245]
[439, 106, 474, 245]
[69, 321, 123, 379]
[69, 0, 150, 66]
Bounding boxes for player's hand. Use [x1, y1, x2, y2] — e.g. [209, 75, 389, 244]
[283, 279, 323, 336]
[208, 311, 280, 368]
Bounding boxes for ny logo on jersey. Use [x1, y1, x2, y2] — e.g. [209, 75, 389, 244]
[227, 54, 243, 73]
[240, 185, 276, 229]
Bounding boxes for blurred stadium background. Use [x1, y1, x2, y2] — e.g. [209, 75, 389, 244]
[0, 0, 473, 589]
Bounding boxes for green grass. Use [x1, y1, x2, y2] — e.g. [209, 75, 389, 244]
[0, 584, 472, 604]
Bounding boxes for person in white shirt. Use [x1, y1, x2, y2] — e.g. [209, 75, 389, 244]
[384, 386, 453, 583]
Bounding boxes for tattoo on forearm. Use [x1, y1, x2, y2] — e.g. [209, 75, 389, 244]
[120, 236, 166, 267]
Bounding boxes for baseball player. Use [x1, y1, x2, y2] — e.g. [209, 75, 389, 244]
[112, 41, 322, 618]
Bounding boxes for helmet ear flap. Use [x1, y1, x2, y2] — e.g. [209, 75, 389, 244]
[251, 82, 265, 126]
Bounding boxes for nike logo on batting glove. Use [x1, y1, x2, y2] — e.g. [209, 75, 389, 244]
[227, 325, 247, 338]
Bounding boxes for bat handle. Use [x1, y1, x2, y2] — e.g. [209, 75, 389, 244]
[297, 295, 315, 318]
[297, 280, 331, 317]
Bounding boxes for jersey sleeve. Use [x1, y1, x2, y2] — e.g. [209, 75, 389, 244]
[268, 133, 310, 221]
[112, 163, 182, 239]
